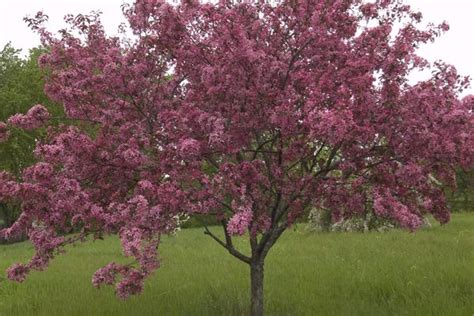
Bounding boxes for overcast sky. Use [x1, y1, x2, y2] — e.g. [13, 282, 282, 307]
[1, 0, 473, 94]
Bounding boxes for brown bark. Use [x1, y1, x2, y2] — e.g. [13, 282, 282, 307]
[250, 260, 264, 316]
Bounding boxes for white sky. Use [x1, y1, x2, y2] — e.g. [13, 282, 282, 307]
[0, 0, 473, 95]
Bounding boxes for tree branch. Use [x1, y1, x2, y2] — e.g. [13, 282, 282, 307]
[203, 225, 251, 264]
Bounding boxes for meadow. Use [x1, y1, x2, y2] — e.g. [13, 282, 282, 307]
[0, 213, 473, 316]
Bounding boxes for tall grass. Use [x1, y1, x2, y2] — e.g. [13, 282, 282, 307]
[0, 213, 473, 315]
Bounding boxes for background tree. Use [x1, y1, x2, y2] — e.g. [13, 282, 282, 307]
[0, 1, 473, 315]
[446, 169, 474, 212]
[0, 44, 60, 232]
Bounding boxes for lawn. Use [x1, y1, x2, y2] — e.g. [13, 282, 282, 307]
[0, 213, 473, 316]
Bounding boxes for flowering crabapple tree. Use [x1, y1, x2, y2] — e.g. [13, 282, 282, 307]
[1, 1, 473, 315]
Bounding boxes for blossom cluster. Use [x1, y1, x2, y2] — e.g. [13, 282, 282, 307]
[227, 210, 253, 236]
[7, 104, 50, 130]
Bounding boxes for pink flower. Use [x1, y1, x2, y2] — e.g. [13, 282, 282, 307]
[440, 21, 450, 32]
[7, 263, 30, 282]
[178, 138, 201, 157]
[23, 162, 54, 182]
[121, 148, 145, 166]
[8, 104, 50, 130]
[119, 226, 144, 257]
[373, 188, 423, 231]
[227, 210, 253, 236]
[360, 3, 378, 18]
[116, 270, 144, 299]
[92, 263, 120, 288]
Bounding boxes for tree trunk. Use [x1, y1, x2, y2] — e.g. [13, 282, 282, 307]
[250, 260, 264, 316]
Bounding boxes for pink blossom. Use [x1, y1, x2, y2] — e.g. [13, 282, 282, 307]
[178, 138, 201, 157]
[7, 263, 29, 282]
[373, 188, 423, 230]
[121, 148, 146, 166]
[92, 263, 120, 288]
[116, 270, 144, 299]
[23, 162, 54, 183]
[440, 21, 450, 32]
[119, 227, 144, 257]
[227, 210, 253, 236]
[8, 104, 50, 130]
[360, 3, 378, 18]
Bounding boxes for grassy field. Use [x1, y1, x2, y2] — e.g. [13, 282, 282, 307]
[0, 213, 473, 316]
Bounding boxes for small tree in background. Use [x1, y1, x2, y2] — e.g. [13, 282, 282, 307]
[0, 1, 473, 315]
[447, 169, 474, 212]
